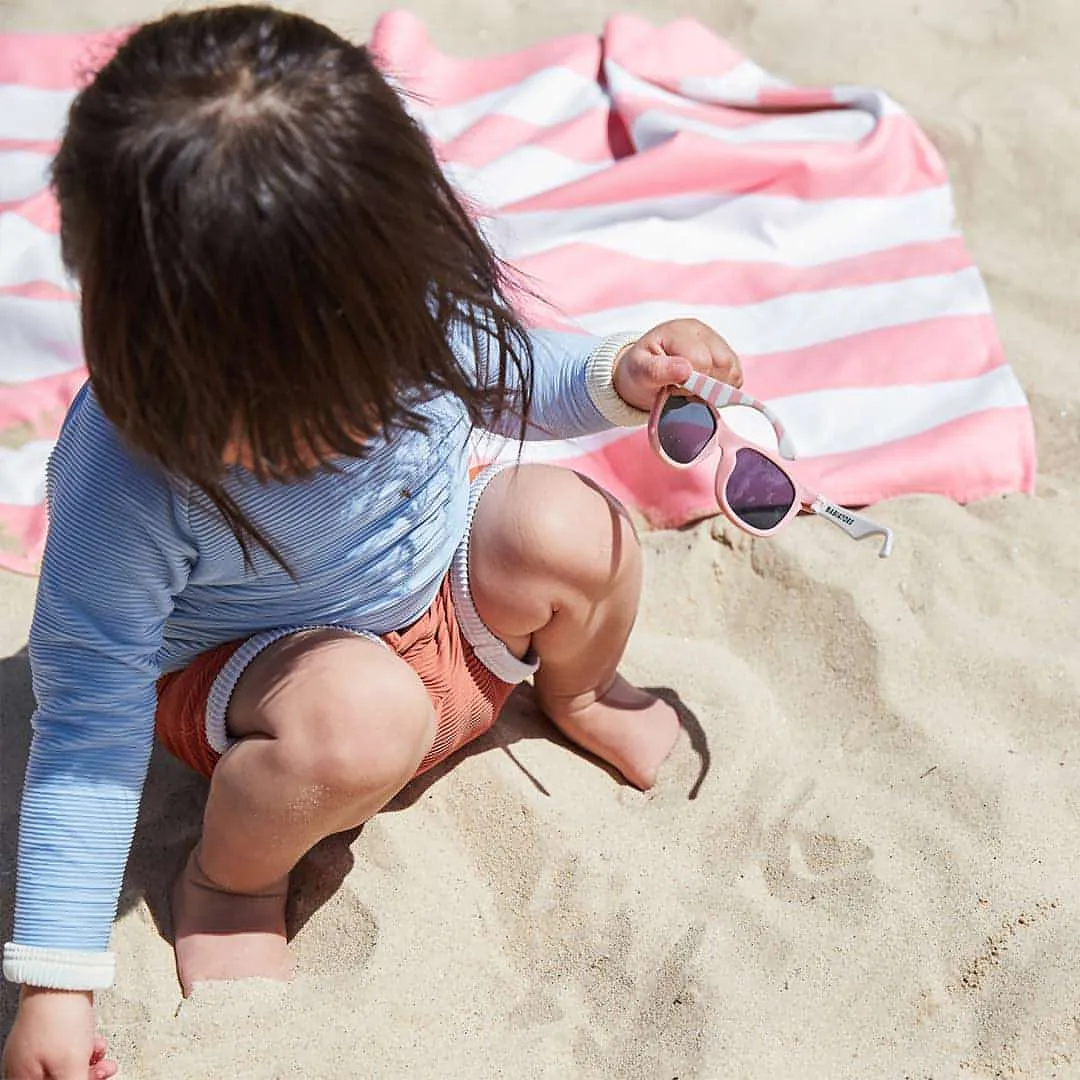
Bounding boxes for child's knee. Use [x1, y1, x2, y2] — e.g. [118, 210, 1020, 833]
[481, 465, 640, 592]
[264, 640, 436, 799]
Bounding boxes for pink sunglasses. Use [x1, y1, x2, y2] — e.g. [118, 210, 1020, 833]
[648, 371, 893, 557]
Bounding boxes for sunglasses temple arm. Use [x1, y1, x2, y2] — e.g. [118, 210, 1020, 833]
[809, 496, 894, 558]
[679, 374, 798, 460]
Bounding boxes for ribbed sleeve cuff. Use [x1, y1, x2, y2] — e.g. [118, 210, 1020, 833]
[584, 332, 650, 428]
[3, 943, 115, 989]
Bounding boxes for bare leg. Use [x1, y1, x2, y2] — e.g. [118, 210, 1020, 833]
[173, 632, 435, 994]
[469, 466, 680, 789]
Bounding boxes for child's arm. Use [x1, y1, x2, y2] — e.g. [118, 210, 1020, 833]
[455, 317, 741, 441]
[2, 387, 194, 995]
[453, 317, 641, 440]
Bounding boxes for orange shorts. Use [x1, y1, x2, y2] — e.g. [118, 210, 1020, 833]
[156, 574, 523, 780]
[155, 460, 545, 781]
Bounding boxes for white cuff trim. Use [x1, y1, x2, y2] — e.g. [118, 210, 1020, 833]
[585, 332, 650, 428]
[3, 943, 115, 989]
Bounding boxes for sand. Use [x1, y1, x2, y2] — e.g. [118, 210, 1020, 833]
[2, 0, 1079, 1076]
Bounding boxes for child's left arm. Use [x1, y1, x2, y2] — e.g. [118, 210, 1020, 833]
[467, 318, 742, 440]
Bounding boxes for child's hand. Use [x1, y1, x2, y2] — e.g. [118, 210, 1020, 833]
[1, 988, 117, 1080]
[612, 319, 743, 412]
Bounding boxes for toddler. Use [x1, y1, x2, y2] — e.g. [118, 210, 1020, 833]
[1, 8, 741, 1077]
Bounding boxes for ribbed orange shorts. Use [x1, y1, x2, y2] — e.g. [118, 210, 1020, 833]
[155, 574, 518, 781]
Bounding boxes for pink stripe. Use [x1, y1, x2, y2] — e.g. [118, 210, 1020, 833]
[374, 13, 747, 101]
[438, 110, 941, 201]
[0, 281, 76, 301]
[0, 502, 47, 575]
[0, 368, 86, 437]
[498, 114, 944, 212]
[0, 139, 59, 154]
[614, 88, 841, 132]
[605, 16, 747, 83]
[8, 189, 60, 232]
[743, 315, 1006, 397]
[515, 239, 971, 313]
[371, 10, 598, 104]
[760, 88, 850, 109]
[788, 406, 1036, 504]
[508, 289, 589, 333]
[0, 29, 126, 89]
[437, 110, 618, 167]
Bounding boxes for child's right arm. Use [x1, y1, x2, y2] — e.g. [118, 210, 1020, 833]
[1, 388, 193, 1070]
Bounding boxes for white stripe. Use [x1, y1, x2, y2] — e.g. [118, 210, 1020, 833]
[0, 150, 52, 203]
[608, 60, 786, 111]
[574, 268, 989, 355]
[467, 364, 1027, 472]
[443, 148, 608, 209]
[605, 61, 706, 111]
[679, 61, 789, 104]
[0, 295, 83, 383]
[0, 440, 52, 506]
[631, 105, 877, 149]
[832, 86, 904, 119]
[468, 424, 629, 465]
[772, 366, 1028, 457]
[409, 67, 607, 143]
[0, 86, 74, 141]
[0, 216, 69, 289]
[608, 61, 875, 143]
[486, 186, 958, 267]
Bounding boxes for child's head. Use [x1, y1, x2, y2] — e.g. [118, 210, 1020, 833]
[54, 5, 530, 544]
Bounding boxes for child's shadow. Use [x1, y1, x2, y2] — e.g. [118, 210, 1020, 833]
[0, 648, 708, 1033]
[386, 682, 711, 808]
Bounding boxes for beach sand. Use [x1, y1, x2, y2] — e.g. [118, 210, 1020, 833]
[2, 0, 1079, 1076]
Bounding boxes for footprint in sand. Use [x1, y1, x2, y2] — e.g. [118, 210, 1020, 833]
[714, 772, 878, 907]
[759, 780, 877, 906]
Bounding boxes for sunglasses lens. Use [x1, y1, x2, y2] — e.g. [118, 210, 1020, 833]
[726, 448, 796, 531]
[657, 396, 716, 464]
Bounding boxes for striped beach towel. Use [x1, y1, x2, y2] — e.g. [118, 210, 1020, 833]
[0, 14, 1035, 574]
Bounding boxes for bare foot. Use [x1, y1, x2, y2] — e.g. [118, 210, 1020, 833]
[171, 847, 293, 996]
[545, 674, 681, 790]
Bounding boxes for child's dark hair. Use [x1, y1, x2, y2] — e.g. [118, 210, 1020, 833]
[53, 4, 533, 567]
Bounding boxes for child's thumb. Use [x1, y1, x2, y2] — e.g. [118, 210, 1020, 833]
[659, 354, 694, 385]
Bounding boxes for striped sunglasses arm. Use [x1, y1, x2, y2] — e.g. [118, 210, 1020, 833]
[680, 372, 798, 460]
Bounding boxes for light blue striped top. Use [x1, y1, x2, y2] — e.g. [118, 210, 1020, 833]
[11, 327, 612, 966]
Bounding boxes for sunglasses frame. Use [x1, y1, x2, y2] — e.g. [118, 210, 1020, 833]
[648, 372, 893, 557]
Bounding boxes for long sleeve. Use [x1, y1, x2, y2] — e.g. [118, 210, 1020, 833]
[2, 387, 195, 990]
[451, 318, 646, 440]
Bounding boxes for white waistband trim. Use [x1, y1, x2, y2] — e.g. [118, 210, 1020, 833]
[205, 626, 384, 754]
[450, 464, 540, 685]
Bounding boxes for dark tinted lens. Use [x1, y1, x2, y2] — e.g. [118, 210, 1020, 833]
[657, 396, 716, 464]
[726, 448, 796, 531]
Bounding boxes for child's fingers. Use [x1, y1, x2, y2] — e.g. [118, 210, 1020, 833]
[90, 1057, 120, 1080]
[88, 1036, 119, 1079]
[642, 321, 742, 386]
